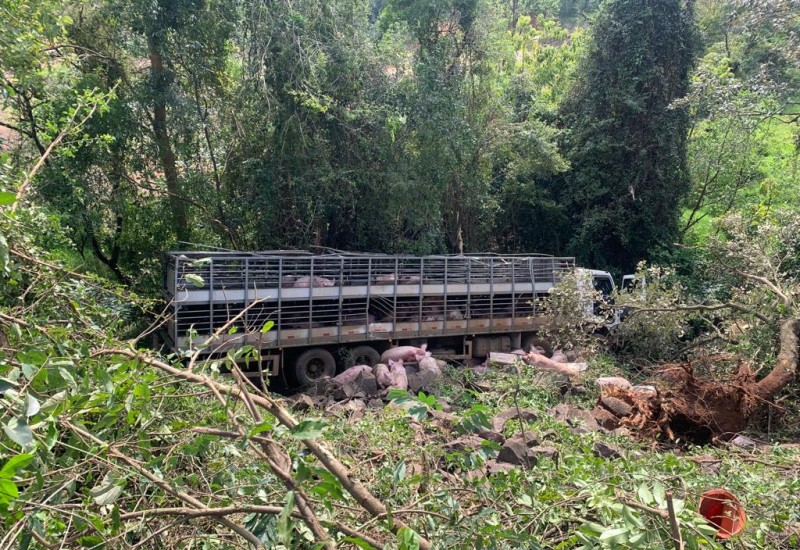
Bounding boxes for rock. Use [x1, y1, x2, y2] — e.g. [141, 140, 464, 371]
[591, 407, 620, 431]
[355, 371, 379, 396]
[485, 459, 516, 475]
[306, 378, 333, 396]
[436, 399, 453, 413]
[429, 408, 457, 424]
[333, 365, 372, 386]
[565, 350, 579, 362]
[471, 364, 490, 375]
[551, 403, 601, 432]
[407, 372, 423, 393]
[443, 436, 484, 453]
[596, 376, 632, 390]
[593, 441, 623, 459]
[497, 435, 547, 467]
[730, 434, 759, 449]
[477, 430, 506, 444]
[632, 385, 657, 398]
[551, 349, 568, 363]
[498, 437, 535, 466]
[528, 446, 559, 461]
[343, 399, 366, 423]
[435, 359, 448, 370]
[599, 395, 633, 417]
[368, 398, 384, 409]
[417, 364, 442, 389]
[288, 394, 316, 411]
[511, 349, 526, 356]
[331, 382, 357, 401]
[569, 384, 588, 396]
[491, 407, 540, 432]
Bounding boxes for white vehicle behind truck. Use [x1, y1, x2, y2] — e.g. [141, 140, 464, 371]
[161, 250, 620, 384]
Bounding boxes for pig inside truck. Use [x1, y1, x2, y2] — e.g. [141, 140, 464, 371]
[162, 251, 618, 385]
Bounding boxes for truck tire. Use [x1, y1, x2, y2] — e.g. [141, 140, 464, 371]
[522, 335, 553, 357]
[344, 345, 381, 369]
[294, 348, 336, 386]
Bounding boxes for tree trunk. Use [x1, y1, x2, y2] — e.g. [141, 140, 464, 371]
[754, 318, 798, 401]
[148, 34, 189, 242]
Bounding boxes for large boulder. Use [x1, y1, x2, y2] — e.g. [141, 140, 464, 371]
[550, 403, 601, 432]
[491, 407, 540, 433]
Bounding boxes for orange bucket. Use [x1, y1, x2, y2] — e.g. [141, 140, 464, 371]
[698, 489, 747, 539]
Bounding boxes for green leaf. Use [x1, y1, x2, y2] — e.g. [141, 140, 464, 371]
[341, 536, 377, 550]
[90, 472, 125, 506]
[652, 481, 666, 505]
[289, 419, 326, 439]
[0, 377, 18, 393]
[393, 460, 406, 484]
[0, 191, 16, 206]
[3, 417, 33, 447]
[408, 405, 429, 421]
[185, 274, 205, 288]
[248, 418, 275, 437]
[77, 535, 104, 547]
[397, 527, 420, 550]
[260, 320, 275, 333]
[0, 453, 34, 477]
[637, 484, 654, 505]
[25, 394, 40, 417]
[0, 478, 19, 503]
[599, 527, 629, 542]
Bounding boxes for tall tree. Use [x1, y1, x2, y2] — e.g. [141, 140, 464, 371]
[558, 0, 696, 272]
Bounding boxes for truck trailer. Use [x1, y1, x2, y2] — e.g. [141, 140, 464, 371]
[162, 250, 608, 384]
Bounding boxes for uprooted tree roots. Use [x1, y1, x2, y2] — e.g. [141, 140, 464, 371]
[602, 319, 798, 444]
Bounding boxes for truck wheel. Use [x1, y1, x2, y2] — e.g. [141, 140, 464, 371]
[345, 345, 381, 369]
[294, 349, 336, 386]
[522, 335, 553, 357]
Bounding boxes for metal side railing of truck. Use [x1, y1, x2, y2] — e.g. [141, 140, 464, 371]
[162, 251, 575, 384]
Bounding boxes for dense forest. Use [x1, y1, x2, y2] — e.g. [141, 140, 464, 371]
[2, 0, 796, 283]
[1, 0, 799, 548]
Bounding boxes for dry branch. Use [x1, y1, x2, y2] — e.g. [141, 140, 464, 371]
[92, 347, 433, 550]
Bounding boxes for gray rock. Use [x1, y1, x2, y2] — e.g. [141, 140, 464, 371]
[477, 430, 506, 444]
[429, 409, 457, 424]
[596, 376, 632, 390]
[593, 441, 623, 459]
[498, 437, 534, 466]
[355, 371, 379, 396]
[551, 403, 601, 432]
[730, 435, 759, 449]
[491, 407, 540, 432]
[443, 436, 484, 454]
[368, 398, 385, 409]
[497, 435, 548, 466]
[288, 394, 316, 411]
[485, 459, 516, 475]
[591, 407, 620, 431]
[528, 446, 559, 461]
[599, 395, 633, 417]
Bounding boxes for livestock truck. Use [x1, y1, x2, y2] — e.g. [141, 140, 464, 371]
[162, 250, 616, 385]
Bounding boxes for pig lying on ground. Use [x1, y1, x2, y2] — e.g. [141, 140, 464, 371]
[332, 365, 372, 385]
[373, 363, 393, 388]
[381, 344, 428, 364]
[387, 359, 409, 391]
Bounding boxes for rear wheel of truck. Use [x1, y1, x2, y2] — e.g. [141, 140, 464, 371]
[294, 348, 336, 386]
[344, 345, 381, 369]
